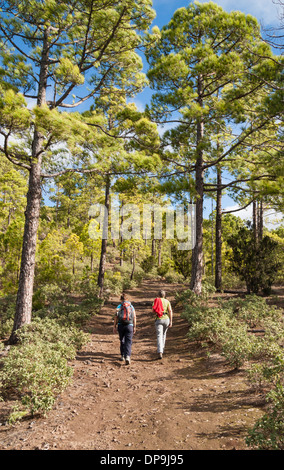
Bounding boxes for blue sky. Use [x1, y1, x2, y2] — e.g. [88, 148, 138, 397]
[151, 0, 281, 28]
[134, 0, 282, 226]
[19, 1, 282, 226]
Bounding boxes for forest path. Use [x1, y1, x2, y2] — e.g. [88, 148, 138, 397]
[0, 279, 265, 451]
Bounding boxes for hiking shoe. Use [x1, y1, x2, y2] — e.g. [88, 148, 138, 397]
[158, 353, 163, 360]
[125, 356, 131, 365]
[120, 356, 125, 362]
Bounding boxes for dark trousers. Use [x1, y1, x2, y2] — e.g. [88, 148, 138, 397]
[118, 324, 134, 358]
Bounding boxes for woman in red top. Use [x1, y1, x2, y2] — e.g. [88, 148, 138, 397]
[152, 290, 173, 360]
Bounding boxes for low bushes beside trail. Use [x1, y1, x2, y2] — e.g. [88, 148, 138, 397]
[176, 286, 284, 450]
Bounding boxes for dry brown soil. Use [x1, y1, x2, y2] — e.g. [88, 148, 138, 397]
[1, 279, 282, 451]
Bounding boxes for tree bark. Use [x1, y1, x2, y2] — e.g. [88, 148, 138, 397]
[152, 239, 156, 257]
[130, 250, 135, 280]
[190, 74, 204, 295]
[253, 199, 258, 243]
[9, 156, 43, 343]
[97, 175, 110, 297]
[120, 199, 124, 266]
[211, 198, 214, 276]
[258, 200, 263, 241]
[9, 28, 49, 344]
[190, 160, 203, 295]
[215, 166, 222, 291]
[158, 239, 162, 267]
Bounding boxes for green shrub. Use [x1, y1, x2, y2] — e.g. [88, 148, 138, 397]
[157, 261, 171, 277]
[79, 270, 101, 297]
[0, 294, 16, 339]
[171, 246, 191, 280]
[178, 290, 283, 371]
[184, 303, 259, 369]
[248, 351, 284, 391]
[246, 384, 284, 450]
[177, 287, 284, 448]
[32, 284, 63, 311]
[17, 317, 89, 350]
[220, 295, 280, 328]
[221, 327, 259, 369]
[227, 227, 281, 295]
[32, 288, 103, 328]
[141, 255, 155, 273]
[186, 307, 227, 344]
[0, 318, 89, 421]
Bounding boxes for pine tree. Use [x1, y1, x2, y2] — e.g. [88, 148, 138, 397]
[0, 0, 156, 342]
[84, 94, 160, 296]
[146, 1, 280, 294]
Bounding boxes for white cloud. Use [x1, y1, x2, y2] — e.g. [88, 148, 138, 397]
[130, 98, 146, 112]
[224, 203, 252, 220]
[263, 209, 284, 230]
[25, 97, 37, 109]
[197, 0, 280, 25]
[153, 0, 281, 26]
[224, 203, 283, 229]
[153, 0, 185, 5]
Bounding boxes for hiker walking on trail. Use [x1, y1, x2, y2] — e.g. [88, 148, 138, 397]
[152, 290, 173, 360]
[113, 293, 136, 365]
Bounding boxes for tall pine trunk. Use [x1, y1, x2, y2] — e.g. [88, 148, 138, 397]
[253, 199, 263, 244]
[97, 176, 110, 297]
[9, 28, 49, 344]
[152, 239, 156, 257]
[9, 159, 42, 343]
[190, 74, 204, 295]
[258, 200, 263, 241]
[253, 199, 258, 244]
[215, 166, 222, 291]
[120, 199, 124, 266]
[211, 198, 214, 276]
[158, 239, 162, 267]
[130, 250, 136, 280]
[190, 157, 203, 294]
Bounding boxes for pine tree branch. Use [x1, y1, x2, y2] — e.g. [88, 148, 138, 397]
[0, 24, 40, 63]
[0, 145, 31, 171]
[40, 167, 153, 179]
[222, 199, 254, 214]
[203, 116, 275, 170]
[204, 174, 276, 192]
[53, 5, 127, 109]
[40, 167, 100, 178]
[53, 64, 115, 109]
[0, 131, 31, 171]
[52, 89, 97, 109]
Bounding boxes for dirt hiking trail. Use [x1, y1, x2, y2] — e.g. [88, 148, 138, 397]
[0, 280, 267, 451]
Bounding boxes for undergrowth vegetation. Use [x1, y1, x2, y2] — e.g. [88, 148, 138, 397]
[176, 286, 284, 450]
[0, 267, 174, 424]
[0, 287, 101, 423]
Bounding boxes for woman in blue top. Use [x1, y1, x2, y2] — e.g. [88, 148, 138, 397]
[113, 293, 136, 365]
